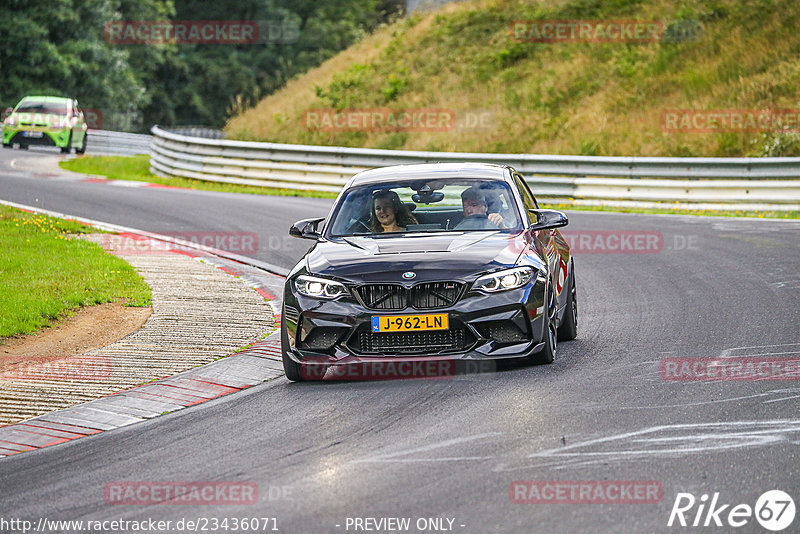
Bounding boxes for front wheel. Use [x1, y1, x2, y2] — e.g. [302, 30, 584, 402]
[2, 143, 10, 149]
[60, 133, 72, 154]
[281, 312, 304, 382]
[76, 133, 87, 154]
[558, 260, 578, 341]
[530, 287, 557, 364]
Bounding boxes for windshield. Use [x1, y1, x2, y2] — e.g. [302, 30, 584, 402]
[327, 178, 522, 237]
[14, 101, 68, 116]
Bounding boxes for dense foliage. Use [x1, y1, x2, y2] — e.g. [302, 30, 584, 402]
[0, 0, 402, 131]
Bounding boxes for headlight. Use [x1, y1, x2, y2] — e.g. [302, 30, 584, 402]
[472, 266, 534, 293]
[294, 275, 347, 299]
[5, 117, 15, 127]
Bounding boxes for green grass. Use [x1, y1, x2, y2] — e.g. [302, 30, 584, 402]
[0, 205, 152, 339]
[59, 155, 338, 199]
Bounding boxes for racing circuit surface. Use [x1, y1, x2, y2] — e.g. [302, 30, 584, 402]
[1, 147, 799, 532]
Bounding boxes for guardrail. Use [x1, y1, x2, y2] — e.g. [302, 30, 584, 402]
[149, 125, 800, 209]
[87, 129, 152, 156]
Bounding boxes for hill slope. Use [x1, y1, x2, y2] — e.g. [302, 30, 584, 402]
[225, 0, 800, 157]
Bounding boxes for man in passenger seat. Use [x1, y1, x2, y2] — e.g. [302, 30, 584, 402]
[454, 187, 507, 230]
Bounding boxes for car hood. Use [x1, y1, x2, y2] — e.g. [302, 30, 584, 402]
[304, 231, 530, 283]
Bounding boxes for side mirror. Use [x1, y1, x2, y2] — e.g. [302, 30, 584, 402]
[289, 217, 325, 240]
[528, 209, 568, 231]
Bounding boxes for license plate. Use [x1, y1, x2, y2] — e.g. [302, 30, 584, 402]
[22, 131, 43, 138]
[371, 314, 448, 333]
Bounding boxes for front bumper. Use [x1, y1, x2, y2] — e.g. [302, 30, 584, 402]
[283, 277, 548, 366]
[3, 126, 70, 147]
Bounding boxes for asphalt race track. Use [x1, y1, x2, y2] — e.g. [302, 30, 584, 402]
[1, 147, 799, 533]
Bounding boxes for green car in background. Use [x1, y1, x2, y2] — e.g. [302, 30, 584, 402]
[2, 96, 87, 153]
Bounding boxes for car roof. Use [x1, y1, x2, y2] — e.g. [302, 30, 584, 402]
[18, 96, 72, 104]
[347, 163, 512, 187]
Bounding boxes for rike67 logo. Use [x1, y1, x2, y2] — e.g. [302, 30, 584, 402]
[668, 490, 795, 531]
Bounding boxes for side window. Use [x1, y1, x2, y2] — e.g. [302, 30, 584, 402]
[514, 173, 539, 213]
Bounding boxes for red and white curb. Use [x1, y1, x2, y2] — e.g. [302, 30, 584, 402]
[80, 176, 183, 189]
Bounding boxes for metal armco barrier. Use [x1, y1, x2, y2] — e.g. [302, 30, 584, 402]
[87, 129, 152, 156]
[149, 125, 800, 209]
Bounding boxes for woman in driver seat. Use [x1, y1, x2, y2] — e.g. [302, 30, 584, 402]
[370, 189, 418, 233]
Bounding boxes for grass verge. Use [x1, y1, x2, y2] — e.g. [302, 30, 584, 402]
[0, 205, 152, 339]
[59, 155, 338, 199]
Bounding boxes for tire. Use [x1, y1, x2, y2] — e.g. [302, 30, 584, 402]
[531, 286, 557, 364]
[281, 310, 305, 381]
[19, 144, 28, 150]
[2, 143, 10, 149]
[60, 133, 72, 154]
[76, 133, 87, 154]
[558, 261, 578, 341]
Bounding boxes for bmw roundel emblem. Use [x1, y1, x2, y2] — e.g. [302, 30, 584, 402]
[402, 271, 416, 280]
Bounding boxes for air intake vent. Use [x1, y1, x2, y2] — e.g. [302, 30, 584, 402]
[475, 320, 530, 344]
[299, 327, 346, 351]
[284, 305, 300, 325]
[357, 329, 467, 354]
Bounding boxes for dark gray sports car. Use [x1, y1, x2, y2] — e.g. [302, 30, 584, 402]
[281, 163, 577, 381]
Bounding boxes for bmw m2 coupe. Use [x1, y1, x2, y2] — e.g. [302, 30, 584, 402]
[282, 163, 577, 381]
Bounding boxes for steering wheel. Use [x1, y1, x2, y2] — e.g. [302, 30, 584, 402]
[347, 217, 371, 233]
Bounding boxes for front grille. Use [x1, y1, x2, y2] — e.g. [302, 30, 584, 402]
[355, 281, 465, 311]
[10, 132, 55, 147]
[410, 282, 464, 309]
[355, 284, 406, 310]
